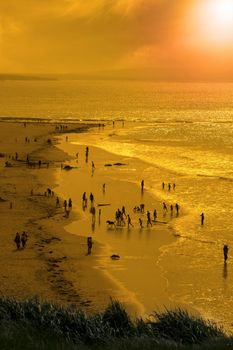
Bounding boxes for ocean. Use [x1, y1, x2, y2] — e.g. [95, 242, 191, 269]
[1, 79, 233, 329]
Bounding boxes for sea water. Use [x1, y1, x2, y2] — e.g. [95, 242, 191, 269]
[1, 79, 233, 329]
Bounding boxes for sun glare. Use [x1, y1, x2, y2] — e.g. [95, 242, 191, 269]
[196, 0, 233, 45]
[209, 0, 233, 25]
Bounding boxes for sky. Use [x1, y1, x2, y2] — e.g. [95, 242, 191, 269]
[0, 0, 233, 80]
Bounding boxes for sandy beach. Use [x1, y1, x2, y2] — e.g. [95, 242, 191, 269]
[0, 121, 180, 318]
[0, 121, 120, 313]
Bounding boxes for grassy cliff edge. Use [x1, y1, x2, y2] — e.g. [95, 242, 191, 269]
[0, 297, 231, 349]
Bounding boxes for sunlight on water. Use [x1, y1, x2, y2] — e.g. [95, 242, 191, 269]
[71, 116, 233, 330]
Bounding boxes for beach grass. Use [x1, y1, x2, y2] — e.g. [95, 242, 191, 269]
[0, 297, 230, 349]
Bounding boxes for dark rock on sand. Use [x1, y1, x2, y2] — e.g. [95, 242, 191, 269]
[111, 254, 120, 260]
[63, 165, 75, 170]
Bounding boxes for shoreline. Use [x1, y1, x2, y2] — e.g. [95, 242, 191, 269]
[0, 121, 117, 313]
[64, 126, 233, 332]
[0, 120, 226, 331]
[54, 132, 187, 318]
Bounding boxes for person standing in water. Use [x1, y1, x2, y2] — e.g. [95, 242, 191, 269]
[223, 245, 229, 263]
[147, 211, 152, 227]
[139, 218, 143, 228]
[127, 215, 133, 228]
[85, 146, 89, 162]
[175, 203, 179, 216]
[141, 180, 144, 192]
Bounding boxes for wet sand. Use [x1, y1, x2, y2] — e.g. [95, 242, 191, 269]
[55, 134, 184, 316]
[54, 127, 233, 331]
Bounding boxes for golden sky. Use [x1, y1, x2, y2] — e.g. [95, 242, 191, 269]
[0, 0, 233, 80]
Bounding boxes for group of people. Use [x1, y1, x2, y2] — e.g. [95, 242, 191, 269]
[112, 206, 159, 229]
[82, 192, 95, 209]
[63, 198, 73, 217]
[162, 182, 176, 191]
[162, 202, 180, 216]
[55, 124, 68, 131]
[14, 232, 28, 249]
[115, 207, 126, 226]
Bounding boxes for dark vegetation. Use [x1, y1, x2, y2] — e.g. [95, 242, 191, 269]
[0, 297, 231, 349]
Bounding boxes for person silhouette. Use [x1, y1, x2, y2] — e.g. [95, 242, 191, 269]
[139, 218, 143, 228]
[223, 244, 229, 263]
[127, 215, 133, 228]
[14, 232, 21, 249]
[141, 180, 144, 192]
[21, 232, 28, 248]
[200, 213, 204, 225]
[87, 237, 93, 255]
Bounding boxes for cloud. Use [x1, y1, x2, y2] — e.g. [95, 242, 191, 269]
[0, 0, 232, 79]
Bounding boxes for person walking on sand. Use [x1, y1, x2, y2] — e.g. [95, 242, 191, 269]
[200, 212, 204, 225]
[127, 215, 133, 228]
[21, 231, 28, 248]
[223, 244, 229, 263]
[162, 182, 165, 190]
[14, 232, 21, 249]
[170, 204, 173, 215]
[68, 198, 72, 209]
[64, 200, 67, 211]
[147, 211, 152, 227]
[103, 183, 106, 193]
[153, 209, 157, 221]
[87, 236, 93, 255]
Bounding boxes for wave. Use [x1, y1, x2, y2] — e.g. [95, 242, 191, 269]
[0, 116, 115, 124]
[196, 174, 233, 182]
